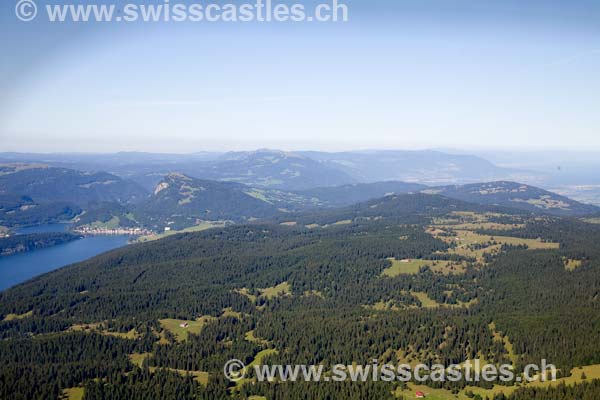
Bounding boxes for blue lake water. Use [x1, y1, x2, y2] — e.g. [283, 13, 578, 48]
[0, 225, 130, 291]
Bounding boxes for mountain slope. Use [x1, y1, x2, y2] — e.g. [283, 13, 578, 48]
[0, 193, 81, 228]
[425, 181, 600, 216]
[74, 178, 432, 231]
[132, 173, 288, 229]
[276, 191, 515, 227]
[0, 165, 148, 206]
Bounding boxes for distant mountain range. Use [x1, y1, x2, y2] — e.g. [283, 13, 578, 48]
[0, 149, 536, 190]
[193, 150, 357, 190]
[0, 150, 356, 191]
[1, 154, 599, 231]
[5, 150, 600, 207]
[297, 150, 530, 185]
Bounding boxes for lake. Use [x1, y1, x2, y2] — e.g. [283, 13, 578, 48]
[0, 225, 130, 291]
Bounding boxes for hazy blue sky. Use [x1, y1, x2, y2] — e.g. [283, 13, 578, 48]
[1, 0, 599, 152]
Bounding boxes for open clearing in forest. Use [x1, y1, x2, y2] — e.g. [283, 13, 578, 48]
[366, 291, 476, 311]
[236, 282, 292, 303]
[61, 387, 84, 400]
[232, 349, 279, 391]
[426, 212, 559, 264]
[127, 352, 209, 385]
[159, 316, 215, 341]
[2, 310, 33, 321]
[68, 322, 140, 339]
[245, 330, 271, 346]
[393, 364, 600, 399]
[382, 258, 465, 277]
[427, 228, 559, 263]
[128, 352, 152, 368]
[489, 322, 517, 366]
[564, 258, 583, 271]
[411, 291, 439, 308]
[259, 282, 292, 299]
[411, 291, 477, 309]
[136, 221, 227, 242]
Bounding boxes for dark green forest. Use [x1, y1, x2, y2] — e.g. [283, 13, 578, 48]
[0, 194, 599, 399]
[0, 232, 81, 256]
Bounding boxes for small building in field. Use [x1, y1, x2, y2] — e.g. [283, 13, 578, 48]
[179, 322, 189, 328]
[415, 391, 426, 398]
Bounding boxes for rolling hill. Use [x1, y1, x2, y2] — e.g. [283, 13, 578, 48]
[130, 173, 297, 230]
[294, 181, 426, 207]
[0, 164, 148, 206]
[71, 176, 600, 233]
[425, 181, 600, 217]
[72, 178, 432, 232]
[0, 193, 81, 228]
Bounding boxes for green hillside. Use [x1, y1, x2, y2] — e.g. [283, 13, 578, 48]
[1, 193, 599, 399]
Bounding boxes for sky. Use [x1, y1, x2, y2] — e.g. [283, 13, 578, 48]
[1, 0, 600, 153]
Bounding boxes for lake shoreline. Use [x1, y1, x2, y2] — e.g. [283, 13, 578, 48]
[0, 232, 82, 257]
[0, 224, 131, 292]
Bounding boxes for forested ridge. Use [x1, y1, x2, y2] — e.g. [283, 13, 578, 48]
[0, 232, 81, 256]
[0, 194, 599, 399]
